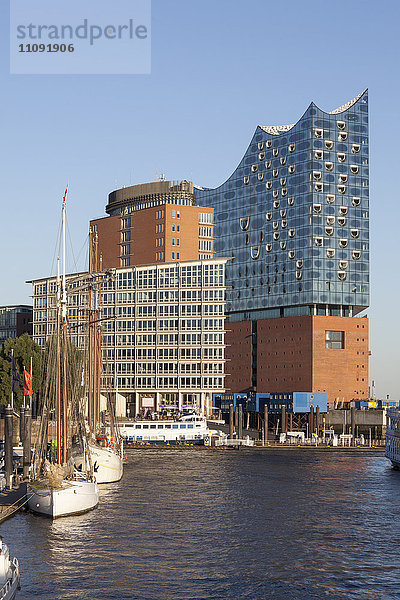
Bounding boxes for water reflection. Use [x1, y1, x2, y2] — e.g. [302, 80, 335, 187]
[1, 450, 400, 600]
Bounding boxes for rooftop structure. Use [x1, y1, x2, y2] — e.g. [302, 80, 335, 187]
[106, 179, 200, 216]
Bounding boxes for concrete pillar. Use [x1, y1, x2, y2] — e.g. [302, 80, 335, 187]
[281, 406, 286, 434]
[351, 406, 356, 445]
[315, 406, 320, 436]
[309, 406, 314, 436]
[264, 404, 268, 445]
[5, 405, 13, 490]
[238, 404, 243, 440]
[234, 406, 239, 429]
[229, 404, 234, 439]
[289, 412, 293, 431]
[23, 408, 31, 479]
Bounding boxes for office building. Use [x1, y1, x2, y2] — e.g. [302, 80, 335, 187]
[32, 258, 228, 416]
[0, 305, 32, 345]
[91, 180, 214, 268]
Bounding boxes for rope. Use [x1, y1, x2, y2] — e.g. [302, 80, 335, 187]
[0, 493, 33, 522]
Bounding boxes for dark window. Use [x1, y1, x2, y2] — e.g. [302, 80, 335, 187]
[325, 330, 344, 349]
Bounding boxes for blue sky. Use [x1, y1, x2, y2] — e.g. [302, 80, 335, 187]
[1, 0, 399, 399]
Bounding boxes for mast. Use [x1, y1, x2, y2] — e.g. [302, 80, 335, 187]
[88, 225, 102, 436]
[11, 349, 14, 410]
[56, 256, 62, 465]
[88, 227, 94, 434]
[61, 185, 68, 464]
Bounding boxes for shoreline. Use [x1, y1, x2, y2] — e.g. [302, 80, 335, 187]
[125, 444, 385, 453]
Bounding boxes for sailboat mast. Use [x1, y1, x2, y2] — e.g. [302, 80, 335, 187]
[61, 186, 68, 464]
[56, 256, 62, 465]
[88, 226, 102, 436]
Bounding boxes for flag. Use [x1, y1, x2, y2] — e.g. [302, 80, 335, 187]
[63, 184, 69, 207]
[12, 356, 20, 392]
[24, 369, 33, 398]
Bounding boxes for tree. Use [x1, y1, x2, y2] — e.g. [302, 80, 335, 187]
[0, 334, 42, 408]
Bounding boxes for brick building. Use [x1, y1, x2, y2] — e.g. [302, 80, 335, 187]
[90, 180, 214, 268]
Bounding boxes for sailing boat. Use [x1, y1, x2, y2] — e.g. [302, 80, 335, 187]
[83, 226, 123, 484]
[27, 187, 99, 518]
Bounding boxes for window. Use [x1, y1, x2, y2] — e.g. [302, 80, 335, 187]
[172, 210, 176, 218]
[172, 224, 175, 232]
[177, 211, 180, 219]
[177, 252, 180, 259]
[172, 252, 175, 259]
[325, 330, 344, 349]
[199, 213, 213, 224]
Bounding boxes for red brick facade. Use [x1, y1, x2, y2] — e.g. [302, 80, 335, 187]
[90, 205, 214, 269]
[225, 315, 369, 404]
[225, 321, 253, 393]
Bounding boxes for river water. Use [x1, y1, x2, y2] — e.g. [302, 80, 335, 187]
[2, 449, 400, 600]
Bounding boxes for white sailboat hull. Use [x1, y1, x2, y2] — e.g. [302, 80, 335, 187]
[27, 479, 98, 519]
[89, 444, 123, 484]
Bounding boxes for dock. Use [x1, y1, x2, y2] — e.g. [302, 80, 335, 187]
[0, 484, 27, 523]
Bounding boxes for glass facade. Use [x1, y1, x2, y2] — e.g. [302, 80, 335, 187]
[196, 91, 369, 320]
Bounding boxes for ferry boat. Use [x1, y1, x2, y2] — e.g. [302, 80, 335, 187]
[118, 414, 209, 446]
[385, 408, 400, 467]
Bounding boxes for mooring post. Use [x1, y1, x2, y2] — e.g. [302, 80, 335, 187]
[229, 404, 234, 439]
[5, 405, 14, 490]
[19, 406, 25, 445]
[281, 406, 286, 434]
[238, 404, 243, 440]
[264, 404, 268, 445]
[351, 406, 356, 445]
[234, 405, 239, 430]
[315, 405, 320, 437]
[309, 406, 314, 438]
[23, 407, 31, 479]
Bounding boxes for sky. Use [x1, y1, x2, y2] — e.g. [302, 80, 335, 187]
[0, 0, 399, 399]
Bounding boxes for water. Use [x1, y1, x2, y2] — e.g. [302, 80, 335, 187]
[2, 449, 400, 600]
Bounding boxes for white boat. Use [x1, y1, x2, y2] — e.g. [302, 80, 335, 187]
[27, 472, 98, 519]
[27, 187, 99, 518]
[386, 408, 400, 468]
[118, 414, 209, 446]
[77, 438, 123, 484]
[83, 228, 124, 484]
[0, 538, 20, 600]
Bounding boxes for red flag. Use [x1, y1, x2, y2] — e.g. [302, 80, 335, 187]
[24, 369, 33, 398]
[63, 184, 69, 207]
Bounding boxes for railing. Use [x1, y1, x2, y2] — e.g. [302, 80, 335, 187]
[0, 557, 19, 600]
[215, 438, 254, 447]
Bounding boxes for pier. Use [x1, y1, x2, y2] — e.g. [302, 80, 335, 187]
[0, 484, 27, 524]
